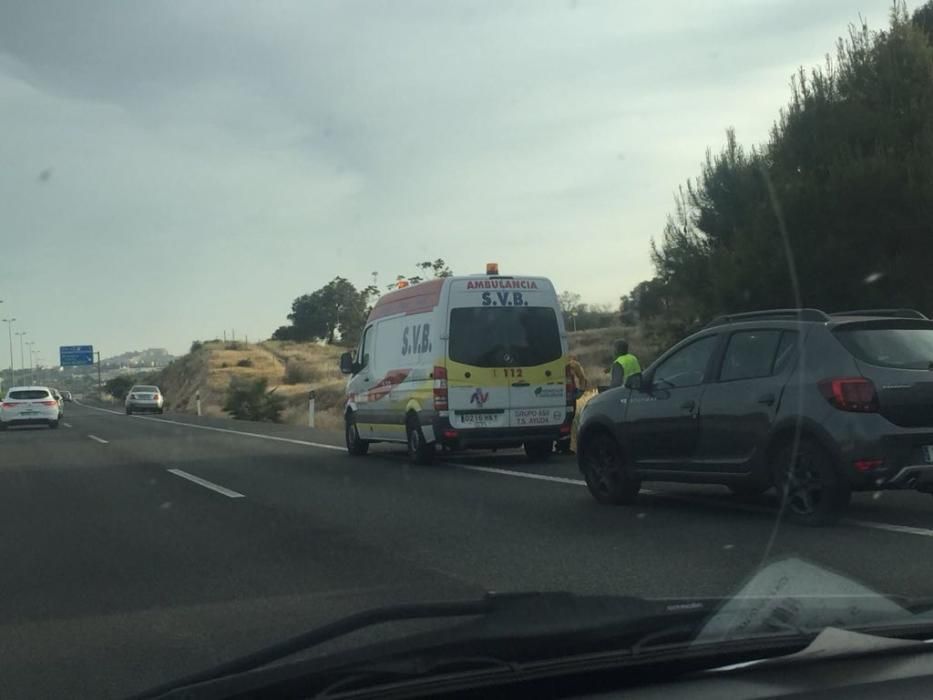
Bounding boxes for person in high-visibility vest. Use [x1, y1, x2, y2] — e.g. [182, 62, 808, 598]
[610, 339, 641, 388]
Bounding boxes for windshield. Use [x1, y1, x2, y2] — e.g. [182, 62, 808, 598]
[449, 307, 562, 367]
[835, 326, 933, 369]
[5, 1, 933, 698]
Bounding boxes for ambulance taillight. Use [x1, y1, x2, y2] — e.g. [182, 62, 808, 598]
[433, 366, 449, 411]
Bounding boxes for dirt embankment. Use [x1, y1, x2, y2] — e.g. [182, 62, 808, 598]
[155, 340, 347, 429]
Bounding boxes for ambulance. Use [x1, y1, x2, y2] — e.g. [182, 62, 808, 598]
[339, 265, 574, 463]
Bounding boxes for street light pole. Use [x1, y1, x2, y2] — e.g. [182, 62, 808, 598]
[15, 331, 27, 382]
[25, 341, 35, 384]
[2, 318, 16, 386]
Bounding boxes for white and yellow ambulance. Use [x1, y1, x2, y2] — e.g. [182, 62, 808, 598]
[340, 265, 573, 463]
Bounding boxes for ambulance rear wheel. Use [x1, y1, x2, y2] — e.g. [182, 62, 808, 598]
[524, 440, 553, 462]
[407, 416, 434, 465]
[345, 413, 370, 456]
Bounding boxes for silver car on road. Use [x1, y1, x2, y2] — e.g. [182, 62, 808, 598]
[125, 385, 164, 415]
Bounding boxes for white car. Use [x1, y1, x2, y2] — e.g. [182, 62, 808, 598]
[0, 386, 62, 429]
[125, 385, 165, 415]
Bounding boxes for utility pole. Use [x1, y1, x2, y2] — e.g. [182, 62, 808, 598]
[2, 317, 15, 386]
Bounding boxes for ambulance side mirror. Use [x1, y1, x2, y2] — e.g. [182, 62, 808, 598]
[339, 352, 355, 375]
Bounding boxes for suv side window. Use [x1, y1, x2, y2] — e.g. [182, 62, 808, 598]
[654, 335, 718, 388]
[772, 330, 800, 374]
[719, 330, 782, 382]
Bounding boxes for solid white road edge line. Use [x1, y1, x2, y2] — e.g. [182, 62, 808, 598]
[75, 400, 933, 539]
[166, 468, 245, 499]
[75, 400, 343, 451]
[444, 462, 933, 539]
[87, 434, 109, 444]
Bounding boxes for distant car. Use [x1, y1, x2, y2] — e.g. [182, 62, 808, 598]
[0, 386, 61, 429]
[125, 385, 164, 415]
[62, 391, 73, 402]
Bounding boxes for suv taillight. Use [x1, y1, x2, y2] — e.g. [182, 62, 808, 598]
[433, 366, 448, 411]
[39, 400, 58, 407]
[818, 377, 879, 413]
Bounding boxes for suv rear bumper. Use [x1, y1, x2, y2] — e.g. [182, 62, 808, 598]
[887, 465, 933, 492]
[825, 413, 933, 492]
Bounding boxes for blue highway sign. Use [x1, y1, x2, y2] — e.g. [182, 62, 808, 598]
[60, 345, 94, 367]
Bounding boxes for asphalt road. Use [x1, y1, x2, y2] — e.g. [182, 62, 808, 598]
[4, 401, 933, 697]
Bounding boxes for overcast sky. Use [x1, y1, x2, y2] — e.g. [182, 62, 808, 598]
[0, 0, 917, 362]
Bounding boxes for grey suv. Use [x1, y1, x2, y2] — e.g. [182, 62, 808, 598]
[576, 309, 933, 525]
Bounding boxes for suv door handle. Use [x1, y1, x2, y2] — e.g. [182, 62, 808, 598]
[680, 400, 696, 412]
[757, 393, 775, 406]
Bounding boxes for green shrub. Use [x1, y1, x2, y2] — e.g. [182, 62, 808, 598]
[236, 358, 254, 368]
[190, 340, 203, 353]
[104, 375, 135, 400]
[222, 377, 284, 422]
[284, 360, 317, 384]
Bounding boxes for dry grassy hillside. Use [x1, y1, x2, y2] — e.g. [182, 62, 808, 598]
[157, 340, 347, 429]
[155, 324, 659, 430]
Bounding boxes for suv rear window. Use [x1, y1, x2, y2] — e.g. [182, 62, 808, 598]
[449, 307, 562, 367]
[834, 325, 933, 370]
[9, 390, 51, 400]
[132, 386, 158, 392]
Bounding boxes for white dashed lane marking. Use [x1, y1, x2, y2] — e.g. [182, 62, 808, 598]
[87, 434, 109, 444]
[166, 468, 245, 499]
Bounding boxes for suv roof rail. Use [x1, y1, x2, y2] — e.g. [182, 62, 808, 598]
[831, 308, 929, 320]
[703, 308, 831, 329]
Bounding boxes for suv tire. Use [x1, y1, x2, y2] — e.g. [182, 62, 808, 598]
[406, 416, 434, 465]
[345, 413, 370, 456]
[581, 433, 641, 505]
[773, 438, 850, 526]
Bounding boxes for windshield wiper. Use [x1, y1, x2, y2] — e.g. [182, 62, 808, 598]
[131, 594, 506, 699]
[132, 591, 712, 699]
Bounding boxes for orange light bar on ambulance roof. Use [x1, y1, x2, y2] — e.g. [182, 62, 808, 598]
[396, 279, 410, 289]
[486, 263, 499, 275]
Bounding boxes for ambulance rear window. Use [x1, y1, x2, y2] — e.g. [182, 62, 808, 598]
[449, 307, 562, 367]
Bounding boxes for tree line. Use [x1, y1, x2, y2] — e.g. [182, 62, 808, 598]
[271, 260, 456, 345]
[626, 2, 933, 343]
